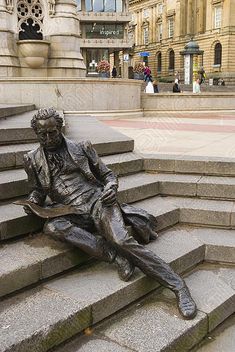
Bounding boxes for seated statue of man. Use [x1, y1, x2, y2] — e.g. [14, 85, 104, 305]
[23, 108, 197, 319]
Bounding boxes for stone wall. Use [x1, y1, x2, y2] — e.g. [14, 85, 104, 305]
[0, 78, 142, 111]
[141, 92, 235, 113]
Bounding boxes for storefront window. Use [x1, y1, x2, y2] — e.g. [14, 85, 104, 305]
[85, 23, 124, 39]
[86, 48, 109, 73]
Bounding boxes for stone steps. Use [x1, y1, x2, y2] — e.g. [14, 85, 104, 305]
[0, 104, 35, 119]
[3, 168, 235, 205]
[1, 221, 234, 300]
[0, 153, 143, 201]
[3, 172, 235, 240]
[144, 154, 235, 177]
[54, 264, 234, 352]
[0, 225, 234, 352]
[0, 110, 38, 145]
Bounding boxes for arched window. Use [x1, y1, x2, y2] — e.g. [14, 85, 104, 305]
[214, 43, 222, 65]
[157, 52, 161, 72]
[169, 49, 174, 70]
[17, 0, 44, 40]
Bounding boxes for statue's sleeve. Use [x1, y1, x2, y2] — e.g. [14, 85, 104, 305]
[83, 140, 118, 190]
[24, 153, 47, 205]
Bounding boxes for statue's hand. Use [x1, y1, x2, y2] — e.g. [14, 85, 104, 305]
[100, 184, 117, 207]
[23, 204, 34, 215]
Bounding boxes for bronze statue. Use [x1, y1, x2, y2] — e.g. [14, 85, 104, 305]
[22, 108, 197, 319]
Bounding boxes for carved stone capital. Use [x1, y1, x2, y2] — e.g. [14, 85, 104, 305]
[5, 0, 14, 13]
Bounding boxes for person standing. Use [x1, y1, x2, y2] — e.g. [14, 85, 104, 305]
[111, 66, 117, 78]
[193, 78, 201, 93]
[173, 79, 181, 93]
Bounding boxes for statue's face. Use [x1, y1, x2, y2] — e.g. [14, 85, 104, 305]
[35, 117, 63, 151]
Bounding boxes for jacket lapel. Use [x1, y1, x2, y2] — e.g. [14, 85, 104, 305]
[34, 146, 51, 190]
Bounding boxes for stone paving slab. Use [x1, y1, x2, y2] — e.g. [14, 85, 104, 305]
[0, 233, 88, 297]
[65, 115, 134, 156]
[0, 287, 91, 352]
[185, 270, 235, 332]
[192, 314, 235, 352]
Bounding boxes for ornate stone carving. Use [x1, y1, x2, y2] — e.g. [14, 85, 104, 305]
[17, 0, 44, 36]
[5, 0, 14, 13]
[48, 0, 55, 16]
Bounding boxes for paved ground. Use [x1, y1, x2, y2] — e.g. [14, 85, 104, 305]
[102, 110, 235, 158]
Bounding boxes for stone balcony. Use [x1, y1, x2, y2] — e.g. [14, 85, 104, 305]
[77, 11, 131, 23]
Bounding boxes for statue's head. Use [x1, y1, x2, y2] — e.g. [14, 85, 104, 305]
[31, 108, 64, 151]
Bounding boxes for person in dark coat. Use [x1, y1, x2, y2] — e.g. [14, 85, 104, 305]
[153, 80, 159, 93]
[23, 108, 197, 320]
[111, 66, 117, 78]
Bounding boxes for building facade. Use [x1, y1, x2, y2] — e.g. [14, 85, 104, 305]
[0, 0, 131, 77]
[129, 0, 235, 83]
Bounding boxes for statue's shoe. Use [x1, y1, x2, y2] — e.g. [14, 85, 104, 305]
[175, 287, 197, 320]
[115, 255, 135, 282]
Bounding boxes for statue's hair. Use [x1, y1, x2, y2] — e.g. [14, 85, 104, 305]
[31, 108, 63, 131]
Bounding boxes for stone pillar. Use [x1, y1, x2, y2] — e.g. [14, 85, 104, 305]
[187, 0, 193, 34]
[114, 51, 119, 69]
[122, 50, 129, 78]
[205, 0, 212, 31]
[0, 1, 20, 77]
[152, 5, 156, 43]
[45, 0, 86, 77]
[198, 0, 204, 33]
[175, 0, 181, 37]
[162, 5, 167, 40]
[81, 0, 86, 11]
[137, 11, 142, 46]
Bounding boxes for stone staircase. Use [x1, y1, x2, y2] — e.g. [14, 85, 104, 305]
[0, 105, 234, 352]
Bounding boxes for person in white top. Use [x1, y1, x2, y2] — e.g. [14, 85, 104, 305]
[145, 80, 154, 93]
[193, 78, 201, 93]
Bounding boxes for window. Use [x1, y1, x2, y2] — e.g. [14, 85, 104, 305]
[104, 0, 115, 12]
[143, 8, 149, 18]
[85, 0, 122, 12]
[157, 52, 161, 72]
[168, 18, 174, 38]
[76, 0, 81, 11]
[169, 49, 174, 70]
[143, 27, 149, 45]
[158, 3, 163, 15]
[214, 42, 222, 65]
[158, 23, 162, 41]
[214, 6, 222, 28]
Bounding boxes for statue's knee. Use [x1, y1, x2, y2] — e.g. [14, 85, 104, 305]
[43, 218, 72, 242]
[43, 221, 56, 235]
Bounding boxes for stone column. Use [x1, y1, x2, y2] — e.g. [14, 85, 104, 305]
[197, 0, 204, 33]
[187, 0, 193, 34]
[0, 1, 20, 77]
[45, 0, 86, 77]
[175, 0, 181, 38]
[152, 5, 156, 43]
[137, 10, 142, 46]
[81, 0, 86, 11]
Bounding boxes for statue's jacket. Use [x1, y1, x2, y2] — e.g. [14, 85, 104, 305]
[24, 137, 157, 244]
